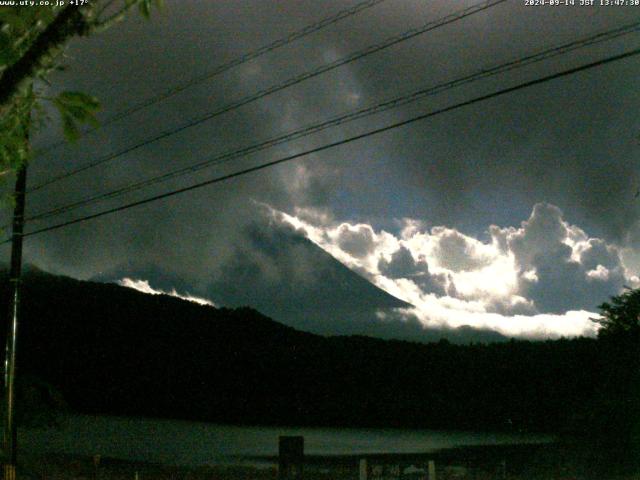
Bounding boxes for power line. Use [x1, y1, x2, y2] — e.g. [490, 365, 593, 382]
[36, 0, 389, 155]
[12, 46, 640, 242]
[28, 0, 507, 193]
[24, 21, 640, 223]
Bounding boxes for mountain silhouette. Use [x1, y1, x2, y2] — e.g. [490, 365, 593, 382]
[93, 222, 507, 343]
[0, 267, 601, 432]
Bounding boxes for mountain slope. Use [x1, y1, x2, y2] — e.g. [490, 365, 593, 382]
[0, 268, 601, 432]
[94, 222, 506, 343]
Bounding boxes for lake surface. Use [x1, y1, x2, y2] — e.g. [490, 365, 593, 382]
[20, 415, 553, 467]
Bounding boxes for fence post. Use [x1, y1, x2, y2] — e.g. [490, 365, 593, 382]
[278, 436, 304, 480]
[428, 460, 436, 480]
[359, 458, 367, 480]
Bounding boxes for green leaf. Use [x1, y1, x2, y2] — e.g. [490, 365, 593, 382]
[56, 91, 100, 110]
[139, 0, 151, 18]
[60, 111, 80, 143]
[53, 91, 101, 143]
[0, 34, 20, 68]
[0, 9, 28, 31]
[35, 6, 56, 25]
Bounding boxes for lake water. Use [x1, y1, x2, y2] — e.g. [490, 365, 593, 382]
[19, 415, 552, 467]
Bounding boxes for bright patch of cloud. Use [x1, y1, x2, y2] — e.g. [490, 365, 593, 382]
[118, 278, 216, 307]
[266, 203, 634, 339]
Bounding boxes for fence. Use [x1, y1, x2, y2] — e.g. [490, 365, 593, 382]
[277, 436, 509, 480]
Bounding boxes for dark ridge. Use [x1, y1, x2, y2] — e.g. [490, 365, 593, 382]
[0, 268, 608, 434]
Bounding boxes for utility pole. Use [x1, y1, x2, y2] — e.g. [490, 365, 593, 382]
[2, 151, 28, 480]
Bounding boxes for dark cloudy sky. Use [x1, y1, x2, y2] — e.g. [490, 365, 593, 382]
[3, 0, 640, 340]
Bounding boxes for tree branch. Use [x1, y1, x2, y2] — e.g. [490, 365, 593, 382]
[0, 6, 91, 113]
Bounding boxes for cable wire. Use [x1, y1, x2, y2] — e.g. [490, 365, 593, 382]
[28, 0, 507, 193]
[11, 46, 640, 242]
[24, 20, 640, 223]
[36, 0, 389, 155]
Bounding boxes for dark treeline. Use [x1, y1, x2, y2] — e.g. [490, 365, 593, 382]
[0, 268, 636, 442]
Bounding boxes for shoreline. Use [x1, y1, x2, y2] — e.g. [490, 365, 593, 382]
[18, 440, 640, 480]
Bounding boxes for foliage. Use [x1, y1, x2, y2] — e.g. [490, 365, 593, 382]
[592, 287, 640, 339]
[0, 84, 33, 173]
[0, 0, 162, 185]
[582, 288, 640, 460]
[52, 90, 100, 142]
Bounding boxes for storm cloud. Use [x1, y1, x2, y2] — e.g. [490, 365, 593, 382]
[1, 1, 638, 341]
[272, 201, 633, 338]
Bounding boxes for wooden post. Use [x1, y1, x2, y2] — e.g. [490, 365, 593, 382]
[359, 458, 367, 480]
[278, 436, 304, 480]
[428, 460, 436, 480]
[1, 466, 14, 480]
[93, 454, 101, 480]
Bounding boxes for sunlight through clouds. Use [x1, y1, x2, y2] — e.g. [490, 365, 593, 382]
[267, 202, 633, 339]
[118, 278, 216, 307]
